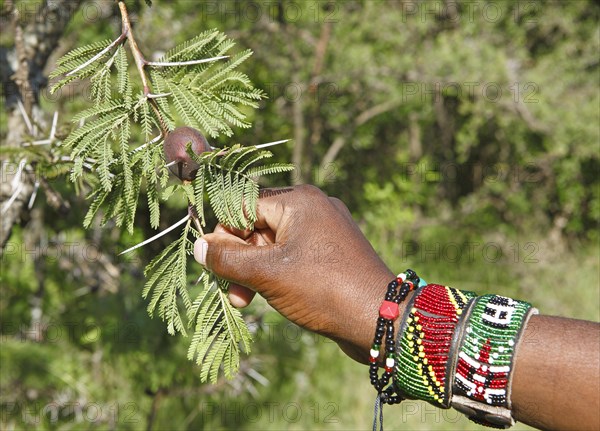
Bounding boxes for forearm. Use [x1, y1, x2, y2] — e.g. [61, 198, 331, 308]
[512, 315, 600, 430]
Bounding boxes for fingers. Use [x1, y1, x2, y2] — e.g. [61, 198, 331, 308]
[194, 232, 281, 289]
[228, 283, 257, 308]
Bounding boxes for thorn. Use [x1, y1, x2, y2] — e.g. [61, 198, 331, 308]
[50, 111, 58, 140]
[165, 160, 177, 168]
[11, 159, 27, 190]
[16, 100, 33, 134]
[23, 139, 52, 147]
[255, 139, 290, 149]
[146, 92, 171, 99]
[146, 55, 229, 68]
[131, 134, 163, 154]
[119, 214, 190, 255]
[1, 183, 24, 215]
[27, 180, 40, 210]
[66, 34, 126, 77]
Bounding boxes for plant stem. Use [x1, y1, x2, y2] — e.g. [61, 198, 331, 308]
[118, 1, 168, 136]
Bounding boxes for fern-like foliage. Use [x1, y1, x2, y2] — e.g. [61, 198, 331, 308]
[189, 144, 294, 230]
[48, 9, 292, 383]
[143, 218, 194, 336]
[188, 272, 252, 383]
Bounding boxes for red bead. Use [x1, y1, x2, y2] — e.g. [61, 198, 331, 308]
[369, 356, 377, 363]
[379, 301, 400, 320]
[385, 366, 394, 373]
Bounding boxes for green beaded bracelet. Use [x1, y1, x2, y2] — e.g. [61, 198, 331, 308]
[451, 294, 538, 428]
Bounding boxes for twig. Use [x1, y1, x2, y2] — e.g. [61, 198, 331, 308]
[146, 56, 229, 67]
[119, 214, 190, 255]
[66, 33, 127, 76]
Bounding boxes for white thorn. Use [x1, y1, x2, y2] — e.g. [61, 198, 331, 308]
[27, 180, 40, 209]
[11, 159, 27, 190]
[66, 34, 126, 76]
[16, 100, 33, 135]
[146, 92, 171, 99]
[165, 160, 177, 168]
[50, 111, 58, 140]
[146, 55, 229, 68]
[246, 368, 269, 386]
[23, 139, 52, 147]
[119, 215, 190, 255]
[255, 139, 290, 149]
[131, 134, 163, 154]
[1, 183, 24, 214]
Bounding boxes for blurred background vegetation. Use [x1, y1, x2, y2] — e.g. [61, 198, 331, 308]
[1, 0, 598, 430]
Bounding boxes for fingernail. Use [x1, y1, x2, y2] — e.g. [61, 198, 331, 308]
[194, 238, 208, 266]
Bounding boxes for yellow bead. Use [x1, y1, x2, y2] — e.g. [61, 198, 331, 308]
[436, 381, 441, 387]
[408, 341, 414, 347]
[419, 346, 424, 352]
[408, 326, 414, 332]
[420, 332, 425, 338]
[414, 316, 419, 322]
[416, 324, 423, 330]
[438, 398, 443, 404]
[441, 386, 445, 392]
[434, 395, 439, 400]
[457, 309, 462, 315]
[423, 358, 428, 365]
[413, 356, 419, 361]
[418, 352, 425, 358]
[411, 308, 417, 313]
[417, 339, 422, 345]
[407, 317, 413, 323]
[428, 365, 433, 371]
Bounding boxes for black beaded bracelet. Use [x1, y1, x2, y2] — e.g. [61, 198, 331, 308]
[368, 269, 421, 404]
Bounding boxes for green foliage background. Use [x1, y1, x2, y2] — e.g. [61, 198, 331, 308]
[1, 1, 598, 430]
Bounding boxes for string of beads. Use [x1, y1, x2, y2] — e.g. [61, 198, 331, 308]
[369, 269, 423, 404]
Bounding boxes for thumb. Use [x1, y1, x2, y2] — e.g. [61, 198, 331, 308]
[194, 232, 279, 289]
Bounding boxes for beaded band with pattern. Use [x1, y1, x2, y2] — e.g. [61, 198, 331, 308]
[451, 294, 538, 428]
[394, 284, 477, 407]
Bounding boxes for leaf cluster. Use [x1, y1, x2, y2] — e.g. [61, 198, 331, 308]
[48, 26, 291, 382]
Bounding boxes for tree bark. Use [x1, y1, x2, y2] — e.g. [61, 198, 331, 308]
[0, 0, 81, 251]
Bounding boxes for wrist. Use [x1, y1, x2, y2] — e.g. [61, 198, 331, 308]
[337, 267, 419, 365]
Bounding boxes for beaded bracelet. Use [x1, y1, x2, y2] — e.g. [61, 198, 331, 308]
[369, 269, 426, 405]
[394, 284, 477, 407]
[451, 294, 538, 428]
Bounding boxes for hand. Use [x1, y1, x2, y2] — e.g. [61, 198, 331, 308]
[193, 184, 395, 363]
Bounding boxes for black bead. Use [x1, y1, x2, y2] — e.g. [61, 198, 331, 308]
[405, 269, 416, 279]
